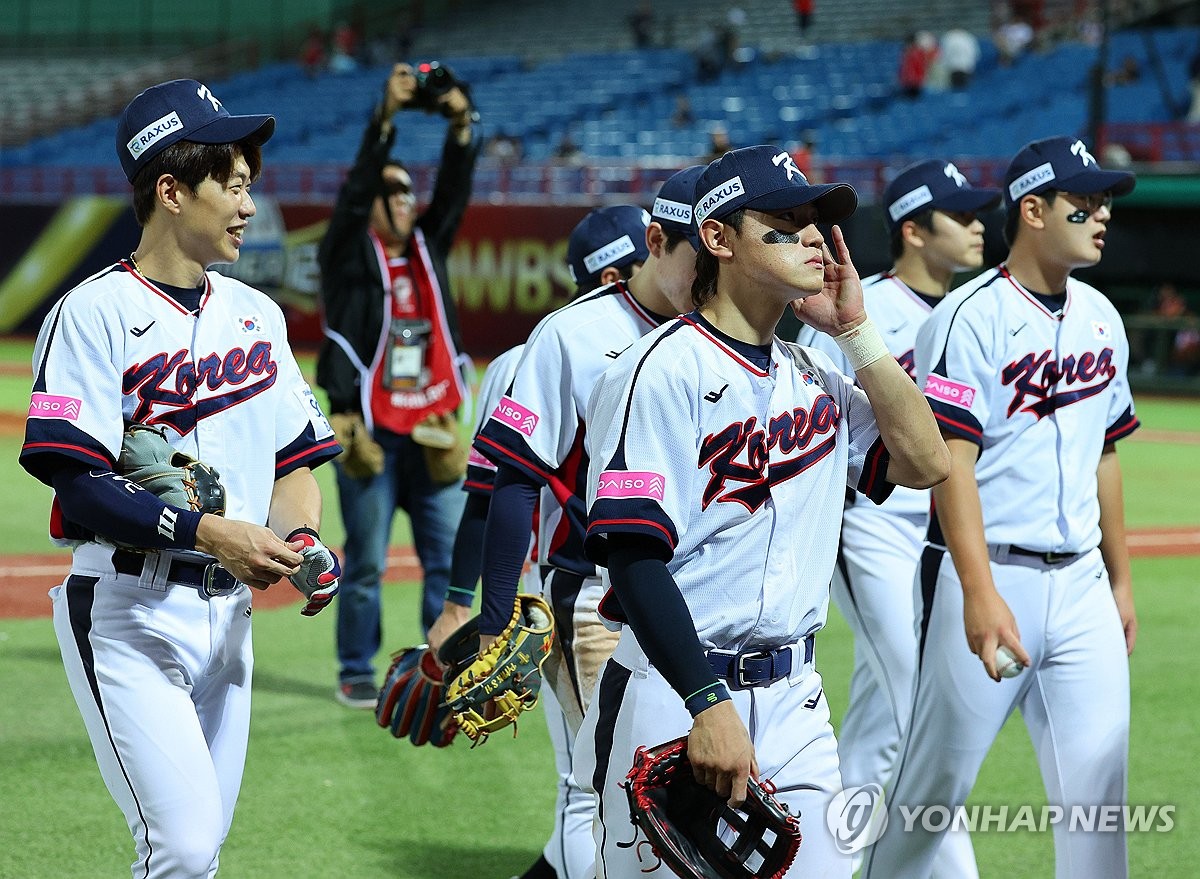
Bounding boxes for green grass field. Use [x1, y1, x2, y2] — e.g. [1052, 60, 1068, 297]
[0, 338, 1197, 877]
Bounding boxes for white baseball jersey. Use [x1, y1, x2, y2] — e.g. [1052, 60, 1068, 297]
[476, 280, 669, 576]
[585, 313, 894, 649]
[23, 260, 339, 536]
[798, 271, 935, 517]
[915, 265, 1139, 550]
[464, 345, 524, 496]
[22, 259, 338, 879]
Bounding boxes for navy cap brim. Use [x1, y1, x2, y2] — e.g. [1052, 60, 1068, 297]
[1053, 167, 1135, 198]
[932, 187, 1002, 214]
[186, 113, 276, 148]
[744, 182, 858, 224]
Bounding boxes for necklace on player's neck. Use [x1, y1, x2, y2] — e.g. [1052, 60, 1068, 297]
[128, 252, 142, 274]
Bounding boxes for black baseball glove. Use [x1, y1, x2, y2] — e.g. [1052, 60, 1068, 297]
[621, 737, 802, 879]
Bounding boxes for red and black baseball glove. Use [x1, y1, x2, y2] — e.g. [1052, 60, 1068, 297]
[622, 736, 802, 879]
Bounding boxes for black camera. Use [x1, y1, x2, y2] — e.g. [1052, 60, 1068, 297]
[410, 61, 461, 112]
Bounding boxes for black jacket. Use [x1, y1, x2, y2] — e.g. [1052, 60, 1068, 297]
[316, 108, 479, 415]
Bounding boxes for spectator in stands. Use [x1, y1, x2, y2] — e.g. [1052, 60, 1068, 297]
[1104, 54, 1141, 87]
[941, 27, 980, 90]
[672, 94, 696, 128]
[300, 24, 327, 79]
[705, 123, 733, 162]
[793, 0, 815, 38]
[629, 1, 655, 48]
[485, 131, 523, 166]
[696, 21, 725, 82]
[317, 62, 479, 709]
[995, 14, 1033, 66]
[1152, 282, 1200, 376]
[898, 32, 937, 99]
[330, 20, 362, 73]
[554, 133, 585, 165]
[1188, 45, 1200, 122]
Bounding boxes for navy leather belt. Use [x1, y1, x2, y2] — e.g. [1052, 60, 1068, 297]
[1008, 546, 1081, 565]
[112, 549, 240, 597]
[707, 635, 815, 690]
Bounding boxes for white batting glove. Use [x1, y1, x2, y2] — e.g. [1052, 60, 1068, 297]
[285, 527, 341, 617]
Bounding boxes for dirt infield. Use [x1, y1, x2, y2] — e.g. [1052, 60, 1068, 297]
[1, 529, 1196, 620]
[0, 547, 424, 619]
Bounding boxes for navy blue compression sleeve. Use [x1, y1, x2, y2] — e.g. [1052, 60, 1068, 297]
[479, 465, 540, 634]
[446, 492, 491, 607]
[52, 464, 204, 550]
[606, 533, 731, 717]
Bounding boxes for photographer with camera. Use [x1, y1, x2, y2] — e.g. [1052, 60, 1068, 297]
[317, 61, 479, 708]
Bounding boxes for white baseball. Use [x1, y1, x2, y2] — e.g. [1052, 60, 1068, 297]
[995, 645, 1024, 679]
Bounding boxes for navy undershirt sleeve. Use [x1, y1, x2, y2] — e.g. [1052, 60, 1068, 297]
[607, 533, 730, 716]
[446, 492, 491, 607]
[51, 462, 204, 551]
[479, 465, 540, 634]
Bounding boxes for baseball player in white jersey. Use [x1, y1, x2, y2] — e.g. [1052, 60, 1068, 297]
[575, 145, 949, 878]
[474, 168, 705, 879]
[861, 137, 1139, 878]
[19, 81, 341, 878]
[798, 160, 998, 877]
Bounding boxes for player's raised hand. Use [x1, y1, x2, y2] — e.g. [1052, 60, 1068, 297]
[687, 700, 759, 807]
[791, 225, 867, 337]
[194, 516, 303, 590]
[964, 587, 1031, 681]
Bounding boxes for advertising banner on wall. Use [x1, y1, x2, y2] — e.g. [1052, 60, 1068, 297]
[0, 198, 590, 359]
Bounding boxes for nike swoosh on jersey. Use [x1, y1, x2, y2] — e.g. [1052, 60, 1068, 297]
[605, 344, 632, 359]
[1009, 323, 1027, 336]
[886, 321, 909, 334]
[131, 321, 156, 337]
[703, 383, 729, 403]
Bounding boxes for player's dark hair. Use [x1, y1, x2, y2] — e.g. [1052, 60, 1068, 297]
[132, 140, 263, 226]
[692, 209, 745, 308]
[663, 229, 691, 255]
[889, 209, 937, 260]
[1004, 190, 1057, 247]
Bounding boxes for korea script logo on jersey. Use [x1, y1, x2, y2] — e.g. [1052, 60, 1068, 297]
[122, 341, 278, 433]
[698, 393, 840, 512]
[1002, 347, 1116, 419]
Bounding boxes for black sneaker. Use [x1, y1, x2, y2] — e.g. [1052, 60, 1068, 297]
[336, 680, 378, 709]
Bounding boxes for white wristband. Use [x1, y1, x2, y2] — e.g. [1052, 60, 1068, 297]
[833, 318, 890, 371]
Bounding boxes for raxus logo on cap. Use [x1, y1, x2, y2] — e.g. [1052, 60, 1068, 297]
[693, 145, 857, 227]
[1004, 136, 1135, 207]
[115, 79, 275, 183]
[566, 205, 652, 292]
[651, 165, 706, 248]
[882, 159, 1000, 230]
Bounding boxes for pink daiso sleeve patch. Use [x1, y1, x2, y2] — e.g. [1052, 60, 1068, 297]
[489, 396, 539, 437]
[596, 470, 666, 501]
[28, 393, 82, 420]
[468, 447, 495, 469]
[923, 374, 977, 410]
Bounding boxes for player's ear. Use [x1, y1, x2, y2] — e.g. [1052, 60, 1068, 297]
[1019, 194, 1047, 232]
[155, 173, 185, 215]
[599, 266, 623, 286]
[900, 218, 927, 251]
[645, 221, 666, 258]
[699, 218, 733, 259]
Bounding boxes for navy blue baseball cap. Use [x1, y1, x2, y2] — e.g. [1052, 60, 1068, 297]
[116, 79, 275, 183]
[567, 205, 651, 291]
[651, 165, 705, 248]
[1005, 136, 1135, 208]
[693, 145, 857, 226]
[883, 160, 1001, 230]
